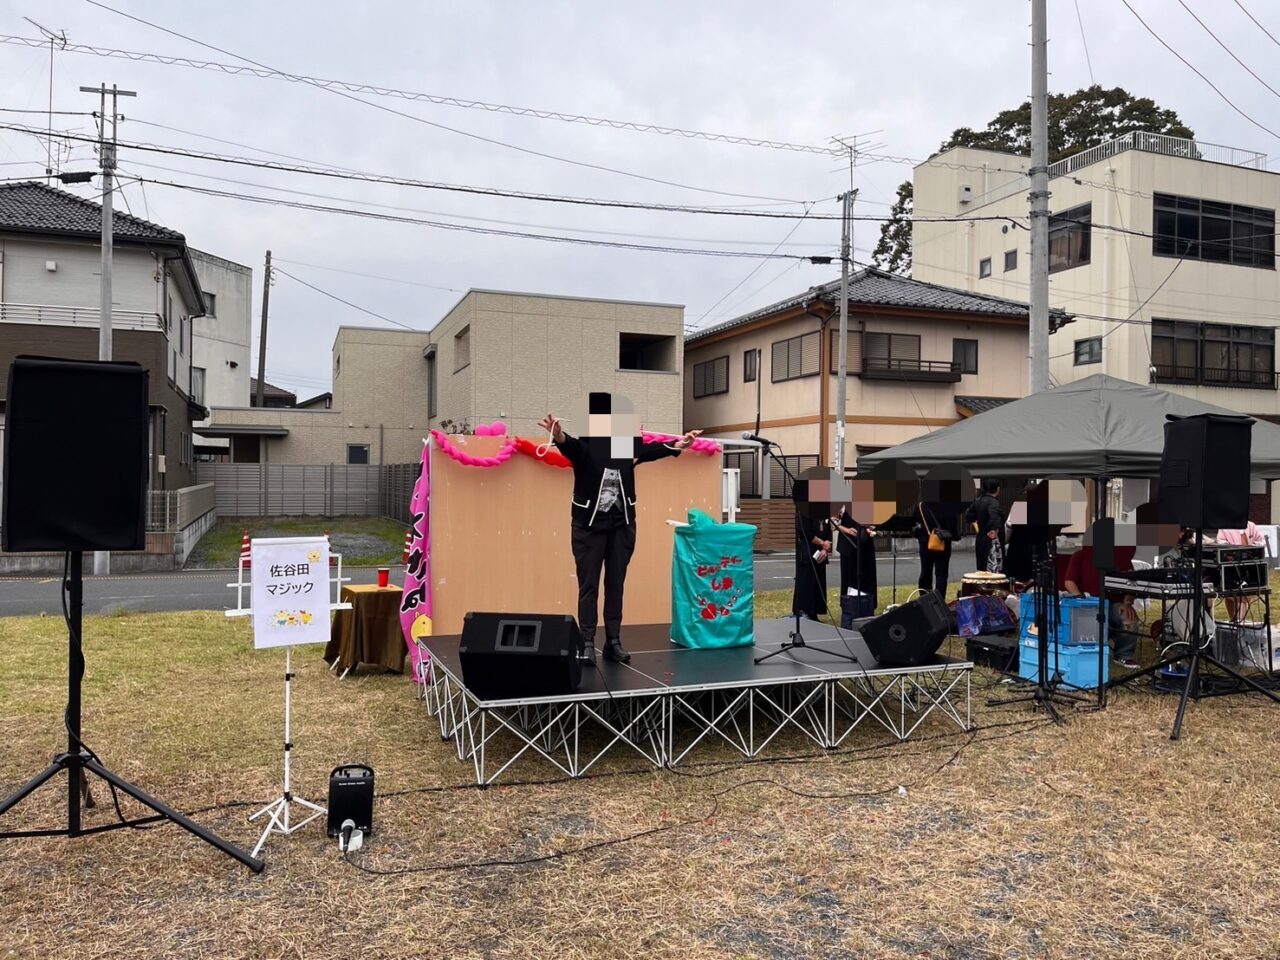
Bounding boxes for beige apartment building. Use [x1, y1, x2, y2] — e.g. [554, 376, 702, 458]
[913, 132, 1280, 412]
[203, 289, 685, 463]
[683, 268, 1068, 494]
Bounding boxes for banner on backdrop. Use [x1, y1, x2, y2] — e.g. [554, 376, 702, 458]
[250, 537, 331, 649]
[399, 444, 433, 664]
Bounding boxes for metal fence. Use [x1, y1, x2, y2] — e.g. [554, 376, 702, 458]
[146, 483, 217, 532]
[196, 463, 421, 518]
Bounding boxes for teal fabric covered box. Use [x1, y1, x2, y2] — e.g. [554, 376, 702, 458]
[670, 509, 756, 649]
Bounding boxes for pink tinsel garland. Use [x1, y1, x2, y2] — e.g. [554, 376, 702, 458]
[432, 424, 721, 468]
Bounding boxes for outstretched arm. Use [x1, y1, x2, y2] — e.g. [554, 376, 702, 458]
[636, 429, 702, 463]
[540, 412, 583, 461]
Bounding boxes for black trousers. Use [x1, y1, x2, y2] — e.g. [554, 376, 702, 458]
[571, 522, 637, 640]
[918, 540, 952, 600]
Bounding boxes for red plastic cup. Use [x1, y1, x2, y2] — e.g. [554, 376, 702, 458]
[377, 567, 390, 588]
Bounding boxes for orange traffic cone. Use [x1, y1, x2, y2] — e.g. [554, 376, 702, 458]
[240, 531, 251, 569]
[324, 529, 337, 566]
[402, 528, 413, 565]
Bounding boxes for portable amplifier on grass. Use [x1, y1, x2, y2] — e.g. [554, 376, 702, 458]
[327, 764, 375, 838]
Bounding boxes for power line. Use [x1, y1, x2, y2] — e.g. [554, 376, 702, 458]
[273, 259, 468, 295]
[1177, 0, 1280, 101]
[1233, 0, 1280, 48]
[0, 33, 842, 157]
[1074, 0, 1096, 85]
[134, 175, 820, 260]
[81, 1, 806, 203]
[272, 268, 419, 331]
[1119, 0, 1280, 141]
[0, 119, 1024, 228]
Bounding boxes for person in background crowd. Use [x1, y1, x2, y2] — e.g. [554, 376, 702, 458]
[912, 500, 952, 601]
[1003, 481, 1040, 585]
[1217, 521, 1266, 622]
[833, 506, 877, 626]
[972, 479, 1005, 573]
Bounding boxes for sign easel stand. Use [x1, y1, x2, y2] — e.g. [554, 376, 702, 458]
[226, 547, 351, 860]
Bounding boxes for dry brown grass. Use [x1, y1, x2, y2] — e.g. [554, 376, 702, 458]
[2, 601, 1280, 959]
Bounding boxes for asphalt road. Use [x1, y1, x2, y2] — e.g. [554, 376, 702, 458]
[0, 549, 978, 617]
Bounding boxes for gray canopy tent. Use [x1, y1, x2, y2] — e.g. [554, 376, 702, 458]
[857, 373, 1280, 712]
[856, 374, 1280, 481]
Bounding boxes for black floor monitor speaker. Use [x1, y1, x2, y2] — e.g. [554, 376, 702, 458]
[459, 613, 583, 699]
[1158, 413, 1253, 530]
[326, 764, 375, 837]
[860, 591, 950, 666]
[3, 356, 149, 552]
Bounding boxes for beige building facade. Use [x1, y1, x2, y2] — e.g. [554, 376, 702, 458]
[913, 133, 1280, 412]
[683, 269, 1062, 492]
[205, 289, 685, 464]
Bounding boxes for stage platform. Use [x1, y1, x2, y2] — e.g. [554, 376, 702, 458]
[418, 619, 973, 785]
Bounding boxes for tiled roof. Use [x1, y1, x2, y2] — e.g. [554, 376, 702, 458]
[250, 378, 297, 402]
[0, 181, 186, 244]
[955, 395, 1018, 416]
[686, 267, 1073, 342]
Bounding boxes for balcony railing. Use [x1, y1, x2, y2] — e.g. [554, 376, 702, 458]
[0, 301, 163, 331]
[861, 357, 962, 383]
[967, 131, 1268, 208]
[1151, 364, 1279, 390]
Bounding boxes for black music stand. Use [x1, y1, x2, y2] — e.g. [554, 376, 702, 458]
[754, 447, 858, 666]
[988, 537, 1086, 724]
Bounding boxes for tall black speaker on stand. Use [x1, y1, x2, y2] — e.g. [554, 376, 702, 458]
[0, 357, 261, 871]
[1110, 413, 1280, 740]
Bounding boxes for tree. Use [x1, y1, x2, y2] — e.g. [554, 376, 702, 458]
[871, 85, 1195, 275]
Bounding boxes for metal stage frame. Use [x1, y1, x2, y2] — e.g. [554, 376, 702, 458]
[418, 621, 973, 786]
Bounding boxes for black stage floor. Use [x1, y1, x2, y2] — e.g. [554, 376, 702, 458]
[423, 619, 970, 706]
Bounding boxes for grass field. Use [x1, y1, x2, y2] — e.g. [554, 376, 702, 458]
[185, 516, 407, 568]
[2, 589, 1280, 958]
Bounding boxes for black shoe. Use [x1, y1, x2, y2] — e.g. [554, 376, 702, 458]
[603, 637, 631, 664]
[580, 633, 597, 667]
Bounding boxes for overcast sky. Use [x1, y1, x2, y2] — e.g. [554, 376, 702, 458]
[2, 0, 1279, 399]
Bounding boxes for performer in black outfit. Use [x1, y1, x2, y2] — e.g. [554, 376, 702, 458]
[834, 507, 877, 625]
[972, 478, 1006, 573]
[540, 399, 700, 664]
[913, 501, 952, 600]
[792, 509, 832, 620]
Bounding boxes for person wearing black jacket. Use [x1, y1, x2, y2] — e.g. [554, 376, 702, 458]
[972, 479, 1005, 573]
[540, 404, 700, 664]
[913, 501, 953, 600]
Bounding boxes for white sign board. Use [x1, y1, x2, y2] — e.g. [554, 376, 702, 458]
[250, 537, 331, 649]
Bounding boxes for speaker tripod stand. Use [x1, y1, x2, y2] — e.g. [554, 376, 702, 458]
[1108, 530, 1280, 740]
[0, 551, 262, 872]
[753, 444, 858, 667]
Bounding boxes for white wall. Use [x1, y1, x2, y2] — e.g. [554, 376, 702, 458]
[191, 249, 252, 434]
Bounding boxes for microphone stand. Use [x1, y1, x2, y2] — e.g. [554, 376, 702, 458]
[754, 442, 858, 666]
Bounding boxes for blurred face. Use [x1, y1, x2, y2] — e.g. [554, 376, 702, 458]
[574, 392, 640, 459]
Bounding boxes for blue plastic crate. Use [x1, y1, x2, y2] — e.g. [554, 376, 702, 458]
[1019, 636, 1110, 689]
[1017, 593, 1108, 646]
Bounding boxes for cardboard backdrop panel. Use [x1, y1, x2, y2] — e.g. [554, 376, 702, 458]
[429, 436, 721, 636]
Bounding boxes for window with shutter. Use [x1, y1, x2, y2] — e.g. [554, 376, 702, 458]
[692, 355, 729, 398]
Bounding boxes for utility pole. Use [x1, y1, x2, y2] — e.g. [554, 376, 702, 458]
[1028, 0, 1051, 394]
[834, 188, 856, 474]
[256, 250, 272, 408]
[80, 82, 135, 577]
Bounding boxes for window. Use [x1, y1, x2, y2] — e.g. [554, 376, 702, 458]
[771, 331, 820, 382]
[978, 257, 992, 279]
[1049, 203, 1092, 273]
[203, 291, 216, 317]
[863, 332, 921, 372]
[1074, 337, 1102, 366]
[1153, 193, 1275, 269]
[619, 332, 676, 371]
[744, 349, 758, 383]
[191, 366, 206, 404]
[347, 444, 371, 465]
[1151, 319, 1276, 388]
[723, 450, 759, 497]
[426, 351, 437, 418]
[692, 355, 729, 398]
[334, 354, 341, 378]
[454, 325, 471, 373]
[1004, 249, 1018, 272]
[952, 338, 978, 375]
[828, 328, 862, 374]
[769, 454, 819, 498]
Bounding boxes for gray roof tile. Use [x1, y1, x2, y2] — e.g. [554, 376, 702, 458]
[687, 267, 1073, 342]
[955, 395, 1018, 416]
[0, 181, 185, 244]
